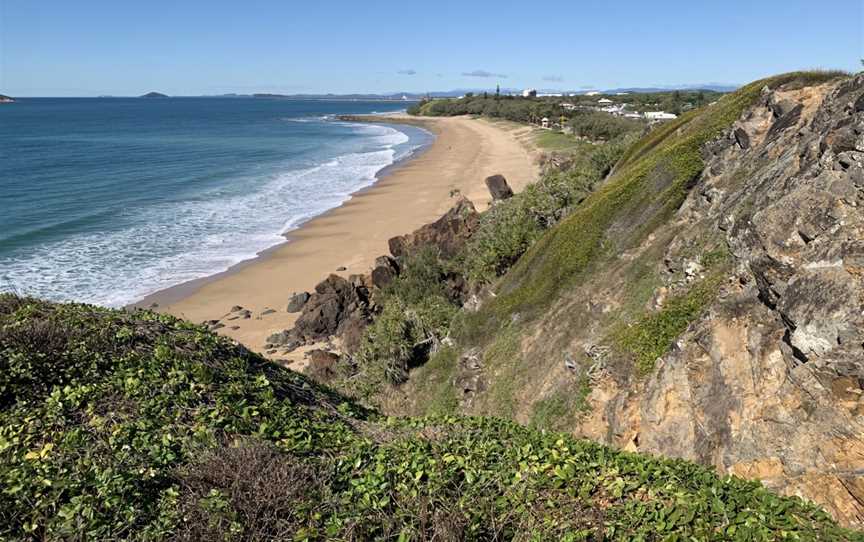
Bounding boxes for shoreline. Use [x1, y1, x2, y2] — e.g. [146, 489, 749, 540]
[143, 114, 538, 365]
[133, 118, 434, 309]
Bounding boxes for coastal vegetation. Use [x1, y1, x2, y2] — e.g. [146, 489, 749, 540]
[0, 295, 858, 540]
[407, 89, 723, 125]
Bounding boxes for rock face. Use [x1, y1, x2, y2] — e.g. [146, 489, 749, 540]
[582, 76, 864, 526]
[388, 196, 480, 259]
[286, 292, 310, 313]
[484, 174, 514, 201]
[370, 255, 400, 289]
[292, 274, 371, 345]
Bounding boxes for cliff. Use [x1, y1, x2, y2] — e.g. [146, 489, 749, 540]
[386, 72, 864, 527]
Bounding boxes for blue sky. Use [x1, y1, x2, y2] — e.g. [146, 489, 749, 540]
[1, 0, 861, 96]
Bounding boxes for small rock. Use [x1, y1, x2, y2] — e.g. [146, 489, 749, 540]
[230, 305, 243, 313]
[210, 323, 225, 330]
[336, 266, 347, 271]
[261, 308, 276, 315]
[287, 292, 310, 313]
[149, 302, 159, 309]
[230, 325, 240, 330]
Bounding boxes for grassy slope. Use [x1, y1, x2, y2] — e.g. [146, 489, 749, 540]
[397, 72, 848, 436]
[1, 295, 859, 540]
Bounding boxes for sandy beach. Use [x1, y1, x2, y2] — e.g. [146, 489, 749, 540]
[141, 114, 538, 364]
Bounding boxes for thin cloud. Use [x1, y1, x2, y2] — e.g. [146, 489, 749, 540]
[543, 75, 564, 82]
[579, 85, 595, 89]
[462, 69, 508, 79]
[397, 69, 417, 75]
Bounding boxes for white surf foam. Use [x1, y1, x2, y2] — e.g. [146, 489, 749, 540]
[0, 122, 425, 307]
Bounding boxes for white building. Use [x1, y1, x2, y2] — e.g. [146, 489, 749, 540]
[541, 117, 550, 128]
[644, 111, 678, 121]
[522, 88, 537, 98]
[585, 91, 600, 96]
[598, 98, 613, 104]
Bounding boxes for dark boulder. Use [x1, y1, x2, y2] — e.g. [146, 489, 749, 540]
[484, 174, 514, 201]
[371, 255, 400, 289]
[733, 127, 750, 150]
[286, 292, 310, 313]
[388, 196, 480, 260]
[289, 274, 372, 346]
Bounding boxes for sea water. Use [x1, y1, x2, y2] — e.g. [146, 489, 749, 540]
[0, 97, 431, 306]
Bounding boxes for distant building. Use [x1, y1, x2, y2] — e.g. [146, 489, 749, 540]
[598, 98, 613, 104]
[644, 111, 678, 121]
[538, 93, 563, 97]
[522, 88, 537, 98]
[561, 103, 577, 111]
[541, 117, 550, 128]
[585, 91, 600, 96]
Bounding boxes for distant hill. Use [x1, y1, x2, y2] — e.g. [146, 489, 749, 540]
[0, 94, 15, 103]
[140, 91, 169, 98]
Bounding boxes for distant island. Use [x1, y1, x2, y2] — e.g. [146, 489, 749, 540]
[0, 94, 15, 103]
[140, 91, 169, 98]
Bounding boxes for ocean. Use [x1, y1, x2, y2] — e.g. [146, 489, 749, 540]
[0, 97, 431, 307]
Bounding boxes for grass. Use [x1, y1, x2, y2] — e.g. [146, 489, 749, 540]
[533, 130, 584, 151]
[613, 272, 725, 373]
[0, 295, 859, 539]
[455, 72, 841, 350]
[528, 380, 592, 432]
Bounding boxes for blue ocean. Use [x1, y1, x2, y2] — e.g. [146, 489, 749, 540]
[0, 98, 430, 306]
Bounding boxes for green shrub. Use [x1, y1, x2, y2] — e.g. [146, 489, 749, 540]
[461, 134, 633, 283]
[0, 295, 857, 540]
[569, 111, 643, 141]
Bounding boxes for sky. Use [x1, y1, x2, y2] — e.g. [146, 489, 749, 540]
[1, 0, 861, 97]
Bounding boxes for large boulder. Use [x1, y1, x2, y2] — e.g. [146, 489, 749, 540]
[388, 196, 480, 259]
[484, 174, 514, 201]
[276, 274, 372, 349]
[370, 255, 400, 289]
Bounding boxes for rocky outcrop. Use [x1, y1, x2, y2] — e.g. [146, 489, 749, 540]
[268, 274, 372, 353]
[388, 196, 480, 259]
[484, 174, 514, 201]
[370, 255, 399, 289]
[582, 76, 864, 526]
[286, 292, 310, 313]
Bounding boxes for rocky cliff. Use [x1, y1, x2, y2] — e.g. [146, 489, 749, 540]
[390, 73, 864, 527]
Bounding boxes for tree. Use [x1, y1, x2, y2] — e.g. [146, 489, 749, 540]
[496, 84, 500, 99]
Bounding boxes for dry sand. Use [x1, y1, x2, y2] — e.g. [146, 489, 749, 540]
[140, 115, 538, 366]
